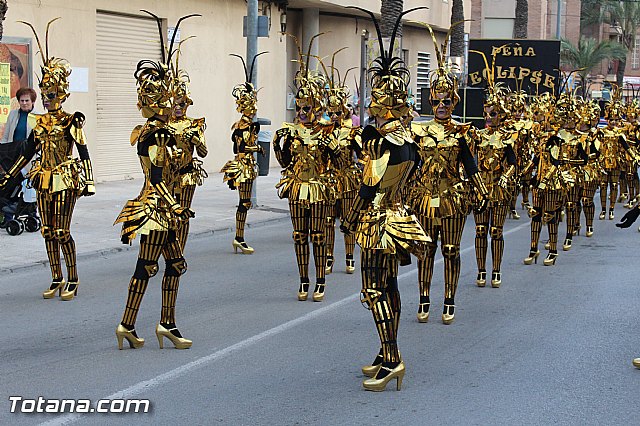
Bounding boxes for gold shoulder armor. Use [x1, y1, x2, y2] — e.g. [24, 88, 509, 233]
[130, 125, 144, 146]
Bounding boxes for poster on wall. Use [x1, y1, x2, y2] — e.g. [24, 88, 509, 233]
[0, 42, 31, 134]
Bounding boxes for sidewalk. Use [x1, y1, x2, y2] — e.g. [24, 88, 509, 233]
[0, 172, 289, 273]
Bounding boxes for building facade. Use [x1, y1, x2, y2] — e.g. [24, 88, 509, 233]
[1, 0, 470, 182]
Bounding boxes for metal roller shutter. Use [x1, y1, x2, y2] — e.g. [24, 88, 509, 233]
[95, 11, 162, 181]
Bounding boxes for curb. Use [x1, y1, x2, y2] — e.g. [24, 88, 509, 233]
[1, 213, 290, 274]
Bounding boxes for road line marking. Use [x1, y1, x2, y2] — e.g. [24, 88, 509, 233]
[39, 220, 529, 425]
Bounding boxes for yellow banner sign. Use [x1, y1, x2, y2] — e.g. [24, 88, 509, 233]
[0, 62, 10, 123]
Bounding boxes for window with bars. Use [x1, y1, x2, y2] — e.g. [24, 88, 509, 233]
[417, 51, 431, 111]
[633, 36, 640, 70]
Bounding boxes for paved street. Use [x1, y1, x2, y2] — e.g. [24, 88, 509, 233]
[1, 195, 639, 425]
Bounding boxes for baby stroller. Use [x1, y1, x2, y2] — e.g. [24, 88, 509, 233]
[0, 141, 40, 235]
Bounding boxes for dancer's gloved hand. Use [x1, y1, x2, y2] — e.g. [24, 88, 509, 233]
[616, 205, 640, 228]
[474, 197, 489, 214]
[173, 206, 196, 220]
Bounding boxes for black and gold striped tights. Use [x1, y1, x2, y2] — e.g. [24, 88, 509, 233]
[38, 189, 78, 282]
[473, 204, 508, 273]
[325, 190, 356, 259]
[289, 200, 327, 283]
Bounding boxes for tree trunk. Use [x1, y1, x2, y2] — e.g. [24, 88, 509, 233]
[514, 0, 528, 39]
[0, 0, 7, 41]
[380, 0, 404, 38]
[616, 57, 626, 86]
[450, 0, 465, 57]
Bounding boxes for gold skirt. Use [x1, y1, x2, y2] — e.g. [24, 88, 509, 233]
[114, 190, 180, 243]
[276, 174, 332, 204]
[356, 206, 431, 259]
[28, 158, 85, 194]
[221, 155, 257, 187]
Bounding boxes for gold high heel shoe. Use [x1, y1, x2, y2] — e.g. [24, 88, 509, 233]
[543, 251, 558, 266]
[325, 255, 334, 274]
[442, 304, 455, 325]
[523, 249, 540, 265]
[599, 210, 606, 220]
[156, 323, 192, 349]
[585, 226, 594, 237]
[416, 302, 430, 323]
[115, 324, 144, 350]
[633, 358, 640, 369]
[60, 281, 79, 301]
[345, 258, 355, 274]
[609, 211, 615, 220]
[312, 282, 325, 302]
[491, 271, 501, 288]
[562, 237, 572, 251]
[509, 209, 521, 220]
[232, 239, 254, 254]
[297, 281, 309, 301]
[362, 350, 383, 377]
[363, 361, 405, 392]
[43, 279, 65, 299]
[476, 271, 487, 287]
[573, 225, 580, 236]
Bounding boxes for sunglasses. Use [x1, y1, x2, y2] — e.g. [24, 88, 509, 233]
[431, 98, 452, 107]
[296, 105, 312, 113]
[329, 111, 343, 117]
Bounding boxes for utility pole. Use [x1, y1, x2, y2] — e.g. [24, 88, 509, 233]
[247, 0, 259, 205]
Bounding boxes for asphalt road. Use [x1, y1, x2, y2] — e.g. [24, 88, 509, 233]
[1, 205, 639, 425]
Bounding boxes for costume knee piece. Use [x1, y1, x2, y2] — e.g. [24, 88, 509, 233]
[165, 257, 187, 277]
[490, 225, 503, 239]
[134, 259, 159, 279]
[441, 244, 459, 259]
[292, 230, 309, 244]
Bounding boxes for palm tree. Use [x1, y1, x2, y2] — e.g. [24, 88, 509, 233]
[514, 0, 528, 39]
[560, 37, 627, 94]
[583, 0, 640, 85]
[450, 0, 465, 57]
[0, 1, 7, 40]
[381, 0, 404, 37]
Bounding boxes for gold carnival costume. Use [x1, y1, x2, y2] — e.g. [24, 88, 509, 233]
[115, 12, 200, 350]
[469, 51, 517, 289]
[341, 6, 430, 392]
[273, 35, 338, 302]
[598, 87, 640, 220]
[221, 52, 267, 254]
[621, 99, 640, 208]
[0, 19, 95, 301]
[167, 50, 207, 252]
[522, 93, 564, 266]
[322, 52, 362, 275]
[555, 93, 588, 251]
[408, 24, 489, 325]
[507, 88, 535, 218]
[578, 99, 602, 238]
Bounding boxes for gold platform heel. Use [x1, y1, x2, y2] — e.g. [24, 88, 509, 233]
[232, 239, 254, 254]
[509, 209, 521, 220]
[312, 282, 325, 302]
[363, 361, 405, 392]
[585, 226, 594, 237]
[609, 210, 615, 220]
[573, 225, 581, 236]
[60, 281, 79, 301]
[491, 271, 501, 288]
[325, 255, 334, 274]
[442, 304, 455, 325]
[476, 271, 487, 287]
[156, 323, 192, 349]
[115, 324, 144, 350]
[523, 249, 540, 265]
[562, 237, 572, 251]
[345, 258, 355, 274]
[43, 279, 65, 299]
[297, 281, 309, 301]
[417, 296, 430, 323]
[633, 358, 640, 369]
[543, 251, 558, 266]
[361, 350, 383, 377]
[599, 210, 606, 220]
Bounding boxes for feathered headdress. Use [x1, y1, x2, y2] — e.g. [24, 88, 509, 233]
[470, 47, 510, 120]
[135, 10, 200, 118]
[230, 51, 268, 116]
[347, 6, 427, 120]
[318, 47, 356, 118]
[18, 18, 71, 105]
[288, 32, 327, 114]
